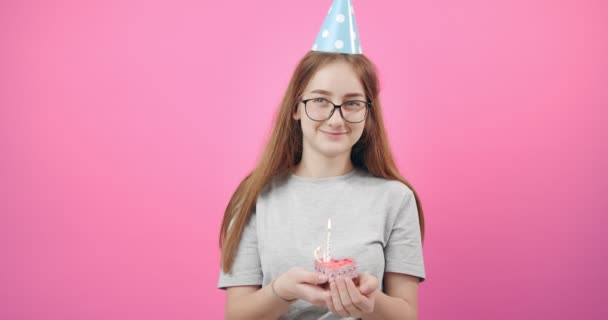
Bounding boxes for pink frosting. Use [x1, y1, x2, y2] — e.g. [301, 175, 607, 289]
[316, 258, 354, 270]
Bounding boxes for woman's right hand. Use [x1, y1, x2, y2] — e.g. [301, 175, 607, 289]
[273, 267, 329, 306]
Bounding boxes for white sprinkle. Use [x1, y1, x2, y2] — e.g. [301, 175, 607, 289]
[322, 29, 329, 38]
[336, 14, 345, 23]
[335, 40, 344, 49]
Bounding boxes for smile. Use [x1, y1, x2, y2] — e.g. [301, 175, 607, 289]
[320, 130, 347, 136]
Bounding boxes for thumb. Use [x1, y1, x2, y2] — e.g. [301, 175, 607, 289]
[359, 273, 378, 295]
[360, 284, 373, 295]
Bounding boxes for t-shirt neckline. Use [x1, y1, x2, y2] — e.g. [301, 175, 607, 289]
[289, 168, 358, 184]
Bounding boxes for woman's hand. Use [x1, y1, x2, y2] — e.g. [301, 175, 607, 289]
[273, 267, 329, 306]
[326, 273, 379, 318]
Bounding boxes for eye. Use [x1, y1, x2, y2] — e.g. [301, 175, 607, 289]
[313, 98, 327, 103]
[344, 100, 364, 109]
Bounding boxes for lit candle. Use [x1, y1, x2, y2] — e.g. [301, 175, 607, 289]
[325, 218, 331, 262]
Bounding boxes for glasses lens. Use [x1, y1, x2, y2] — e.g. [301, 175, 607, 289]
[341, 101, 368, 123]
[305, 98, 333, 121]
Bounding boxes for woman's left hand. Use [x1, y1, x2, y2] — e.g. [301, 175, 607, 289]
[326, 273, 378, 318]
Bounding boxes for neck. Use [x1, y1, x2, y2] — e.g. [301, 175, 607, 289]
[293, 150, 354, 178]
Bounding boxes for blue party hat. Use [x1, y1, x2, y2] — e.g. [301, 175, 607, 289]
[312, 0, 362, 54]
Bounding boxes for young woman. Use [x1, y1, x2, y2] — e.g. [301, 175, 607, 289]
[217, 50, 426, 320]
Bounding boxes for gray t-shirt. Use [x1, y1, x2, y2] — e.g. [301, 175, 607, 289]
[218, 168, 426, 319]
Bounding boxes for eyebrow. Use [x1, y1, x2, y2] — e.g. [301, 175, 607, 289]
[309, 89, 365, 99]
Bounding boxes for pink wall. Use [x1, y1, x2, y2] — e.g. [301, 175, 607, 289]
[1, 0, 606, 319]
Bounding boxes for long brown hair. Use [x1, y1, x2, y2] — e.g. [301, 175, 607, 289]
[219, 51, 425, 273]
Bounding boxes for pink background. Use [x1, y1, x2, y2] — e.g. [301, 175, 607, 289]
[1, 0, 607, 319]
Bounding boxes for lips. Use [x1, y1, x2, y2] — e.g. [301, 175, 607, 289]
[321, 130, 347, 135]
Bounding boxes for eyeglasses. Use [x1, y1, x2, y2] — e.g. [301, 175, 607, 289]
[301, 98, 371, 123]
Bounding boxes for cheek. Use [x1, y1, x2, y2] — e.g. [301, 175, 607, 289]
[300, 120, 319, 137]
[351, 123, 366, 137]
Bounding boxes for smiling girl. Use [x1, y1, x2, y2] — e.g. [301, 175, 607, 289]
[218, 1, 426, 319]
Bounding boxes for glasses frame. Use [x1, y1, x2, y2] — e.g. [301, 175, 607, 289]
[301, 98, 371, 123]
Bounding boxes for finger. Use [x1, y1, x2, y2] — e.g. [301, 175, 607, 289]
[360, 284, 374, 296]
[326, 293, 336, 313]
[296, 270, 328, 285]
[359, 273, 378, 295]
[346, 277, 373, 312]
[336, 277, 359, 316]
[299, 284, 329, 306]
[330, 279, 349, 317]
[317, 273, 329, 284]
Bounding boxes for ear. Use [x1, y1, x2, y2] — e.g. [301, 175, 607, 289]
[293, 104, 301, 120]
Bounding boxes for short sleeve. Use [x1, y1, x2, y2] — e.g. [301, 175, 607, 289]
[217, 212, 263, 289]
[384, 189, 427, 283]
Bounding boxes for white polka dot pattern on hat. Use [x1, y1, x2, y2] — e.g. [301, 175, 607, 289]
[312, 0, 362, 54]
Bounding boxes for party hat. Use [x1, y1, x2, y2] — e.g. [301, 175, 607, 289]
[312, 0, 362, 54]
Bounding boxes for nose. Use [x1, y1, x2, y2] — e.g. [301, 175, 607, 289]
[326, 106, 345, 127]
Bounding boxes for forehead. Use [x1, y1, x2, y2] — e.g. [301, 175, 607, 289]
[303, 60, 365, 98]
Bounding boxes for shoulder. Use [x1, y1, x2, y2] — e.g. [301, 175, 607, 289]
[258, 173, 290, 199]
[353, 169, 414, 200]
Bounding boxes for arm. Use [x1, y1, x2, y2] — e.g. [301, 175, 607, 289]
[361, 272, 420, 320]
[363, 186, 425, 319]
[225, 285, 290, 320]
[327, 187, 426, 319]
[225, 268, 329, 320]
[222, 211, 285, 320]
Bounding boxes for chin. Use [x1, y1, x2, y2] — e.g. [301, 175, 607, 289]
[318, 146, 350, 158]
